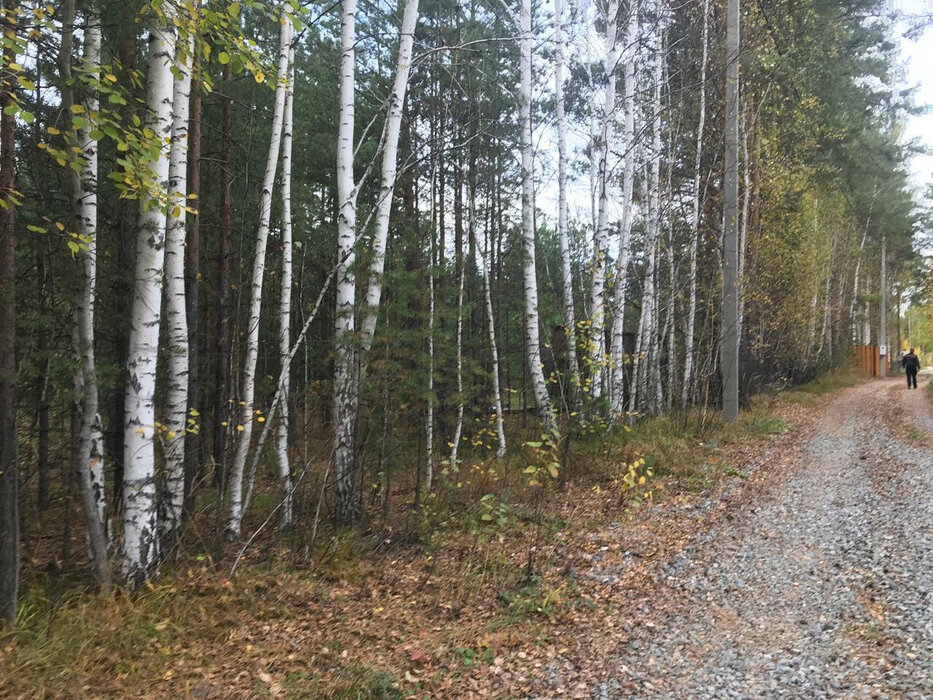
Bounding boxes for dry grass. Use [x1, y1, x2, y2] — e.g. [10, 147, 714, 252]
[0, 371, 859, 698]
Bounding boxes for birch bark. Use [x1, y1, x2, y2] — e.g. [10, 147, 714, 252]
[275, 42, 295, 530]
[122, 6, 177, 584]
[554, 0, 580, 403]
[333, 0, 360, 524]
[519, 0, 556, 433]
[477, 211, 506, 458]
[162, 29, 193, 541]
[682, 0, 708, 406]
[71, 6, 110, 587]
[635, 19, 664, 415]
[609, 1, 639, 418]
[359, 0, 420, 355]
[226, 12, 292, 539]
[587, 0, 620, 400]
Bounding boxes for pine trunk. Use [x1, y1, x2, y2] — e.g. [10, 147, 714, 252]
[0, 0, 18, 622]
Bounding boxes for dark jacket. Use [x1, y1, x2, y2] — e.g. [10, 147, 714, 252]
[903, 352, 920, 371]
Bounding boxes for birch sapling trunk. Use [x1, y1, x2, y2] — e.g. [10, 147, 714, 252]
[425, 166, 436, 492]
[333, 0, 360, 524]
[226, 12, 292, 539]
[162, 30, 194, 542]
[359, 0, 420, 355]
[737, 98, 750, 347]
[122, 6, 177, 585]
[554, 0, 580, 403]
[609, 1, 639, 418]
[587, 0, 620, 400]
[449, 249, 466, 466]
[518, 0, 556, 434]
[184, 71, 201, 515]
[682, 0, 708, 407]
[71, 6, 111, 588]
[477, 208, 506, 458]
[275, 43, 295, 530]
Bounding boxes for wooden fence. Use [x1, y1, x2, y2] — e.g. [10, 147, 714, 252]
[854, 345, 881, 377]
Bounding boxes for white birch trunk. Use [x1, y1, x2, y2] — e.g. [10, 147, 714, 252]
[609, 1, 639, 419]
[737, 97, 750, 348]
[161, 30, 193, 541]
[226, 13, 292, 539]
[122, 9, 176, 585]
[519, 0, 555, 433]
[554, 0, 580, 403]
[587, 0, 620, 400]
[71, 6, 110, 588]
[359, 0, 420, 354]
[636, 24, 664, 415]
[333, 0, 360, 524]
[275, 42, 295, 530]
[478, 224, 506, 458]
[682, 0, 707, 407]
[449, 250, 466, 466]
[425, 190, 436, 491]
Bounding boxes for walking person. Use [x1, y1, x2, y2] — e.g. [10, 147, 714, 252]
[902, 348, 920, 389]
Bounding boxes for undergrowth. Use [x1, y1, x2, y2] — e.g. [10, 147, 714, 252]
[0, 369, 856, 697]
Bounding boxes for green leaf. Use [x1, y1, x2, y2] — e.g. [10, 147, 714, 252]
[20, 110, 34, 124]
[227, 2, 240, 17]
[3, 105, 17, 116]
[217, 51, 230, 65]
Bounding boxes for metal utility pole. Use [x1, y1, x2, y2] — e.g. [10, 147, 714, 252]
[881, 235, 887, 377]
[722, 0, 740, 421]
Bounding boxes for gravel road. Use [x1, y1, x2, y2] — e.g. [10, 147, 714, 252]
[599, 374, 933, 699]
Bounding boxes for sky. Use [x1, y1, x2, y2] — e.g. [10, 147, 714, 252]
[896, 0, 933, 190]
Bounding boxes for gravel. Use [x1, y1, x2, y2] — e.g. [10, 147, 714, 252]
[597, 376, 933, 699]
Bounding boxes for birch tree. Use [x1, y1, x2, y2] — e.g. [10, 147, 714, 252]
[634, 14, 664, 415]
[333, 0, 360, 524]
[122, 4, 177, 584]
[476, 199, 506, 458]
[554, 0, 580, 403]
[275, 42, 295, 530]
[68, 4, 110, 587]
[518, 0, 555, 432]
[359, 0, 420, 355]
[161, 28, 194, 542]
[333, 0, 420, 521]
[682, 0, 708, 406]
[226, 11, 292, 539]
[586, 0, 620, 400]
[609, 0, 639, 418]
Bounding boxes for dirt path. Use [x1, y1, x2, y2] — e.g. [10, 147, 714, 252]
[592, 374, 933, 699]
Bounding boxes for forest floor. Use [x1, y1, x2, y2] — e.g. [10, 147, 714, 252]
[3, 371, 933, 698]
